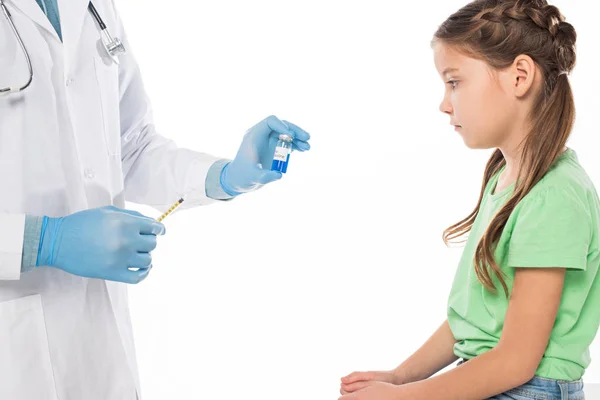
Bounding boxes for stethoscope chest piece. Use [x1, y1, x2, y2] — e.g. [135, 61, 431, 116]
[100, 28, 126, 65]
[89, 1, 126, 64]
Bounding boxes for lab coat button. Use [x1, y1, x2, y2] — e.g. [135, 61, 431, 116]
[84, 168, 95, 179]
[66, 78, 74, 86]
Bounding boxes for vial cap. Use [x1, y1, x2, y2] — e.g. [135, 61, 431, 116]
[278, 134, 293, 142]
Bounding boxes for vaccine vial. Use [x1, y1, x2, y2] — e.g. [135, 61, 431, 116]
[271, 134, 293, 173]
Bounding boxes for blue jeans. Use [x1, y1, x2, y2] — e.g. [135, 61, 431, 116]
[456, 359, 585, 399]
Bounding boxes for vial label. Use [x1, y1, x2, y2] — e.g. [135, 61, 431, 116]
[281, 153, 290, 173]
[273, 147, 288, 162]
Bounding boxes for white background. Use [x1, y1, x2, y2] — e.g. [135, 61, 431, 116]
[115, 1, 600, 399]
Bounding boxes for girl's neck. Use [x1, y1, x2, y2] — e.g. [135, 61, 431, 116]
[496, 146, 568, 193]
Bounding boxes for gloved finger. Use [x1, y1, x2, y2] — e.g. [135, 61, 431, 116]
[257, 170, 283, 185]
[282, 120, 311, 142]
[138, 219, 166, 236]
[121, 267, 152, 285]
[128, 253, 152, 269]
[136, 235, 158, 253]
[252, 115, 294, 140]
[292, 141, 310, 152]
[110, 207, 154, 220]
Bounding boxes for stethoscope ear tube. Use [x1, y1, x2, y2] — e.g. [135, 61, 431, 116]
[0, 0, 33, 94]
[87, 1, 106, 30]
[0, 0, 124, 94]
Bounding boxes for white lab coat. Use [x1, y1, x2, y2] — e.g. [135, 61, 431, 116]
[0, 0, 220, 398]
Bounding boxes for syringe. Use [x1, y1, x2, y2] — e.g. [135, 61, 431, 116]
[156, 196, 186, 222]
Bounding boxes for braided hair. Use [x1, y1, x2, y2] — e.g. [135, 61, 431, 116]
[434, 0, 577, 297]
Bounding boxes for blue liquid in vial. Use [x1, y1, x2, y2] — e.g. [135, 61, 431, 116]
[271, 154, 290, 173]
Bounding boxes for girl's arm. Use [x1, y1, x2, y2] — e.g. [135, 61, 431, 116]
[396, 267, 566, 400]
[393, 319, 459, 383]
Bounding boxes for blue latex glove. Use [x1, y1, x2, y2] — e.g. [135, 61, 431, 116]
[220, 115, 311, 196]
[36, 205, 166, 284]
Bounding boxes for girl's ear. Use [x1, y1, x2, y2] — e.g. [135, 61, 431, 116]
[512, 54, 537, 98]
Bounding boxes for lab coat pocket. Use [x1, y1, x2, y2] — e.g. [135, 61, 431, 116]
[0, 294, 58, 400]
[93, 56, 121, 157]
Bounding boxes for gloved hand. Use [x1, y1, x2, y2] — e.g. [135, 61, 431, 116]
[36, 205, 166, 284]
[220, 115, 311, 196]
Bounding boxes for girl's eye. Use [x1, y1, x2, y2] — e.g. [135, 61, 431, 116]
[447, 80, 458, 89]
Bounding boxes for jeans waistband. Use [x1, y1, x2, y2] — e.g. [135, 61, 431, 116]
[456, 358, 584, 393]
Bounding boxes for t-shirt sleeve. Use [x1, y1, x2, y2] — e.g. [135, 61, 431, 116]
[507, 187, 591, 271]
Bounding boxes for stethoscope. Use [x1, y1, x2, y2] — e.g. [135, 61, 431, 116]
[0, 0, 126, 95]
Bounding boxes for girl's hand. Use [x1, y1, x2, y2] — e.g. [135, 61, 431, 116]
[340, 370, 403, 395]
[338, 381, 404, 400]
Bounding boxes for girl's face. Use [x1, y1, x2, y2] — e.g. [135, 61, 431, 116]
[433, 43, 521, 150]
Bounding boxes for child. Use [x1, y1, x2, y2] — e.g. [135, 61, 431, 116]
[339, 1, 596, 399]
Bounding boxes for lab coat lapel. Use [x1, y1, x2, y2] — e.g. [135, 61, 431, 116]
[6, 0, 58, 40]
[57, 0, 89, 65]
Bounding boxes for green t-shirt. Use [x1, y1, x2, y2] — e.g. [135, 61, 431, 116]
[447, 148, 600, 381]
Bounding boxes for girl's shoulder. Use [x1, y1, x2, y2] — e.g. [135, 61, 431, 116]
[520, 148, 597, 210]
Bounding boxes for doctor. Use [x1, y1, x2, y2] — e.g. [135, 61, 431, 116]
[0, 0, 311, 398]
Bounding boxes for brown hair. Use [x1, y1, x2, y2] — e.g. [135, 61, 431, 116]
[433, 0, 577, 297]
